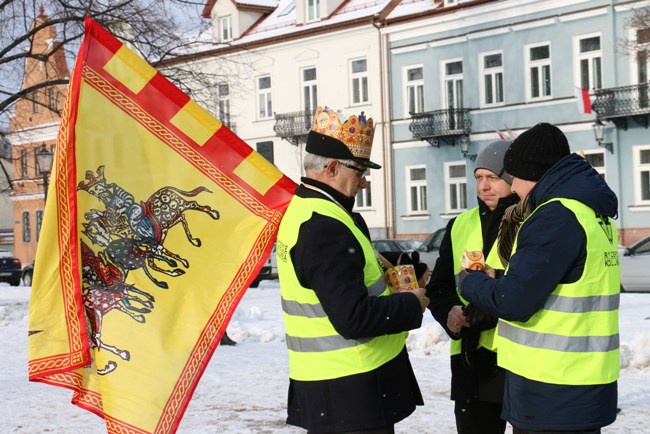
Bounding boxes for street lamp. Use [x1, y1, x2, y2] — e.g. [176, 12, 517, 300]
[35, 144, 54, 203]
[459, 135, 476, 161]
[592, 119, 615, 154]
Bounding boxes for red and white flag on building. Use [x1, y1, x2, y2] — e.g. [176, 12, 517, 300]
[576, 87, 592, 114]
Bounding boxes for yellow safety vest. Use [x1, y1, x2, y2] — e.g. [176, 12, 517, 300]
[277, 195, 407, 381]
[450, 207, 504, 355]
[498, 198, 620, 385]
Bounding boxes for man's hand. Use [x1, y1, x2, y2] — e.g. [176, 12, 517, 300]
[447, 305, 470, 335]
[483, 264, 496, 278]
[401, 287, 430, 313]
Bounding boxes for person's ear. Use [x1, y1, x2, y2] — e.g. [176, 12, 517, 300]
[324, 160, 338, 177]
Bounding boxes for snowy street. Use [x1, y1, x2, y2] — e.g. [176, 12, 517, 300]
[1, 281, 649, 433]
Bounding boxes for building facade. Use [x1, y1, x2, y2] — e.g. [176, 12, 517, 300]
[385, 0, 650, 245]
[6, 8, 67, 266]
[182, 0, 409, 239]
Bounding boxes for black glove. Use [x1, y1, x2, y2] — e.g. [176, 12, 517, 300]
[462, 303, 498, 332]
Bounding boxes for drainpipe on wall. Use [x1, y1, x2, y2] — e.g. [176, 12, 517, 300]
[609, 0, 625, 244]
[375, 19, 395, 238]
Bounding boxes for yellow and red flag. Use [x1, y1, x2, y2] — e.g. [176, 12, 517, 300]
[28, 17, 296, 433]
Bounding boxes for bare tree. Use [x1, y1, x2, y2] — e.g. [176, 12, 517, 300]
[618, 5, 650, 62]
[0, 0, 251, 131]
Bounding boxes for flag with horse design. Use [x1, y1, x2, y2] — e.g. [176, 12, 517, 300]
[27, 17, 296, 433]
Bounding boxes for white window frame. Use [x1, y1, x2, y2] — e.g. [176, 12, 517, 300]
[404, 65, 424, 117]
[441, 58, 463, 109]
[306, 0, 320, 21]
[301, 66, 318, 114]
[406, 165, 428, 215]
[574, 33, 602, 91]
[354, 180, 372, 210]
[218, 83, 231, 128]
[583, 149, 606, 180]
[350, 57, 369, 106]
[257, 75, 272, 120]
[220, 16, 232, 42]
[444, 161, 468, 213]
[633, 144, 650, 205]
[480, 51, 504, 107]
[525, 42, 552, 101]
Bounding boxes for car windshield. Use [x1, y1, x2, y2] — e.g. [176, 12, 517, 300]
[634, 237, 650, 254]
[396, 240, 421, 250]
[419, 229, 445, 252]
[0, 250, 13, 258]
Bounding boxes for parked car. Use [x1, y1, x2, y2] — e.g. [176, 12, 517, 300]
[22, 263, 34, 286]
[0, 250, 22, 286]
[251, 243, 278, 287]
[371, 239, 421, 254]
[620, 236, 650, 292]
[417, 227, 447, 270]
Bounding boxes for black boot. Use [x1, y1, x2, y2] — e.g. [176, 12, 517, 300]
[221, 332, 237, 346]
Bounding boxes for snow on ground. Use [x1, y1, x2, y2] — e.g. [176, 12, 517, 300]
[1, 281, 649, 433]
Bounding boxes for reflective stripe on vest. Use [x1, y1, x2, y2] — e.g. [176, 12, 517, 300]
[449, 208, 504, 355]
[498, 198, 620, 385]
[277, 195, 406, 381]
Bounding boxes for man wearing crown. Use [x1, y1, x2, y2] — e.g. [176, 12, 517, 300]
[276, 106, 429, 434]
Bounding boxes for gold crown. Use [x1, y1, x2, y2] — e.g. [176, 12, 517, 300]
[311, 106, 375, 160]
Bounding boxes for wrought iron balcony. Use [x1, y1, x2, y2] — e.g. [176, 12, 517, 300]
[592, 83, 650, 129]
[273, 109, 313, 145]
[409, 108, 472, 147]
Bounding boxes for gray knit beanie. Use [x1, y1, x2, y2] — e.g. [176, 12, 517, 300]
[474, 140, 512, 185]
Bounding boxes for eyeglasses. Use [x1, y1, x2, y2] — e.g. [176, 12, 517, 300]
[337, 161, 367, 175]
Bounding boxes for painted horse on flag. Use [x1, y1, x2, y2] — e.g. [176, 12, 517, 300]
[77, 166, 220, 373]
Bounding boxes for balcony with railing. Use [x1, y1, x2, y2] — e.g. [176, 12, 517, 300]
[273, 109, 313, 145]
[592, 83, 650, 128]
[409, 108, 472, 147]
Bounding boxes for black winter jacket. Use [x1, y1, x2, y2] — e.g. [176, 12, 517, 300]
[427, 194, 518, 403]
[284, 178, 424, 434]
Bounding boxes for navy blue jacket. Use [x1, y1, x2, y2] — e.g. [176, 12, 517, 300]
[460, 153, 619, 431]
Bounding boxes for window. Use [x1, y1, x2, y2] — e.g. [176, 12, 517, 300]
[220, 16, 232, 42]
[257, 141, 274, 164]
[350, 58, 369, 105]
[47, 88, 56, 110]
[355, 180, 372, 210]
[481, 52, 504, 106]
[32, 91, 39, 113]
[405, 66, 424, 115]
[577, 35, 602, 90]
[445, 162, 468, 213]
[526, 43, 552, 100]
[583, 150, 606, 179]
[257, 76, 272, 120]
[442, 59, 464, 130]
[407, 166, 427, 214]
[21, 149, 28, 178]
[301, 67, 318, 114]
[218, 84, 231, 128]
[634, 145, 650, 204]
[635, 29, 650, 108]
[36, 210, 43, 241]
[307, 0, 320, 21]
[22, 211, 31, 243]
